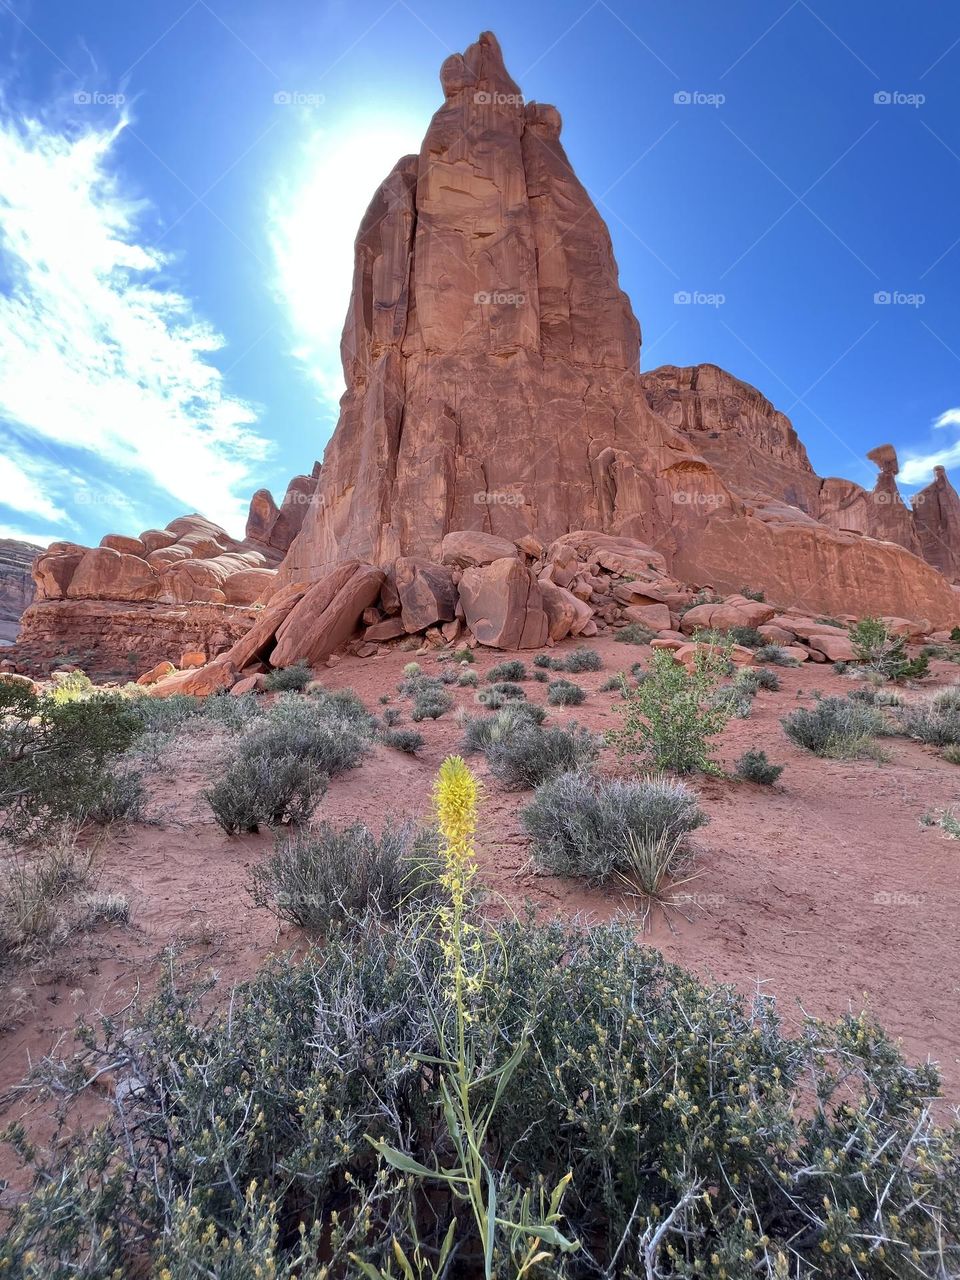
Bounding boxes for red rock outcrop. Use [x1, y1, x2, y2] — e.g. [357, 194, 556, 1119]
[913, 466, 960, 583]
[0, 539, 39, 645]
[272, 31, 959, 629]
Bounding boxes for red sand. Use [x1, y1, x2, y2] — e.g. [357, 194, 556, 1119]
[2, 636, 959, 1186]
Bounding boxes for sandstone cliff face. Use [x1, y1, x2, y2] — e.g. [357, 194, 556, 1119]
[914, 466, 960, 582]
[0, 539, 39, 644]
[276, 31, 959, 626]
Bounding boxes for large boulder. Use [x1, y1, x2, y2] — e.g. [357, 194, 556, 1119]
[394, 557, 458, 632]
[440, 531, 518, 569]
[67, 548, 161, 602]
[147, 660, 239, 698]
[679, 595, 775, 635]
[458, 557, 549, 649]
[270, 562, 385, 667]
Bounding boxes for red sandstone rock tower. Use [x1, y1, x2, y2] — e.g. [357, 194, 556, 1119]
[275, 32, 959, 625]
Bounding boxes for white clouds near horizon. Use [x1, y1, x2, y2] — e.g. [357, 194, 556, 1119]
[0, 109, 270, 538]
[899, 407, 960, 486]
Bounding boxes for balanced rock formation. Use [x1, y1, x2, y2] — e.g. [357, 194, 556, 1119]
[270, 32, 959, 630]
[0, 539, 39, 645]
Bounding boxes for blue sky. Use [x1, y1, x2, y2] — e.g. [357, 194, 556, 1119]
[0, 0, 958, 547]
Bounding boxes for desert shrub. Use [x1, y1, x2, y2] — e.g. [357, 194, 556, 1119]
[781, 696, 884, 758]
[952, 626, 960, 643]
[201, 692, 260, 731]
[82, 764, 146, 825]
[709, 685, 754, 719]
[849, 617, 928, 682]
[81, 891, 130, 926]
[599, 671, 629, 693]
[0, 836, 94, 957]
[532, 653, 553, 668]
[439, 665, 458, 684]
[726, 625, 764, 648]
[402, 661, 421, 677]
[3, 906, 958, 1276]
[249, 821, 439, 929]
[547, 678, 585, 706]
[896, 696, 960, 746]
[485, 723, 601, 790]
[457, 669, 479, 687]
[522, 770, 706, 884]
[477, 681, 527, 709]
[486, 659, 527, 682]
[204, 752, 326, 834]
[382, 728, 424, 754]
[612, 623, 652, 645]
[50, 670, 94, 704]
[452, 646, 474, 663]
[552, 647, 602, 673]
[740, 586, 765, 601]
[754, 644, 799, 666]
[942, 744, 960, 765]
[734, 749, 784, 785]
[381, 706, 401, 727]
[255, 692, 374, 774]
[753, 667, 781, 690]
[532, 669, 549, 683]
[132, 693, 202, 732]
[0, 684, 144, 843]
[411, 680, 454, 721]
[461, 703, 546, 755]
[607, 644, 733, 774]
[263, 660, 313, 692]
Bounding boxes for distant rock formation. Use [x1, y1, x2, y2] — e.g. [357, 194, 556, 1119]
[0, 539, 40, 644]
[273, 31, 959, 627]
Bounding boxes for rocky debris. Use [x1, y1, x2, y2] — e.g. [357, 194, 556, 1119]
[459, 558, 549, 649]
[147, 659, 239, 699]
[0, 538, 39, 645]
[394, 558, 458, 632]
[440, 531, 519, 569]
[136, 660, 176, 686]
[807, 634, 856, 662]
[270, 563, 385, 668]
[679, 595, 775, 635]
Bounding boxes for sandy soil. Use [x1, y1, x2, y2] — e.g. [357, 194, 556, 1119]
[2, 635, 959, 1186]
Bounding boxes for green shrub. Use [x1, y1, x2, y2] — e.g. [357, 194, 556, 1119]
[532, 653, 553, 668]
[381, 706, 401, 727]
[246, 693, 373, 776]
[461, 703, 546, 755]
[410, 679, 454, 721]
[532, 669, 549, 683]
[249, 821, 438, 928]
[204, 752, 326, 834]
[131, 693, 202, 732]
[547, 679, 585, 706]
[952, 626, 960, 643]
[0, 684, 144, 843]
[402, 661, 421, 678]
[3, 912, 957, 1277]
[754, 667, 781, 690]
[599, 672, 629, 693]
[457, 669, 479, 687]
[522, 771, 706, 884]
[382, 728, 424, 754]
[486, 659, 527, 682]
[740, 586, 765, 601]
[478, 681, 526, 709]
[734, 750, 784, 785]
[612, 623, 652, 645]
[485, 723, 601, 790]
[551, 648, 602, 673]
[607, 644, 733, 774]
[781, 696, 884, 758]
[452, 646, 474, 663]
[754, 644, 799, 666]
[201, 692, 261, 732]
[50, 670, 94, 704]
[941, 744, 960, 765]
[263, 660, 313, 692]
[848, 617, 928, 682]
[726, 625, 764, 648]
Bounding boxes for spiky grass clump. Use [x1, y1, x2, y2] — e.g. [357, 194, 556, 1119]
[485, 723, 601, 790]
[522, 771, 706, 885]
[461, 703, 546, 755]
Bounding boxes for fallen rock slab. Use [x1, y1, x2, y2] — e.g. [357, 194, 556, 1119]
[458, 557, 549, 649]
[148, 661, 238, 698]
[271, 562, 385, 667]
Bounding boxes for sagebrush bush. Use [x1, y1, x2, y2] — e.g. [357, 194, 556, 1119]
[726, 625, 764, 648]
[941, 744, 960, 765]
[485, 723, 601, 790]
[608, 644, 733, 774]
[263, 660, 313, 692]
[3, 913, 957, 1276]
[532, 653, 553, 668]
[457, 669, 479, 687]
[381, 727, 424, 754]
[410, 679, 454, 721]
[896, 695, 960, 746]
[461, 702, 546, 755]
[477, 681, 527, 709]
[551, 648, 602, 673]
[201, 692, 261, 731]
[612, 623, 653, 644]
[486, 659, 527, 682]
[522, 770, 706, 884]
[754, 644, 799, 666]
[734, 749, 784, 785]
[0, 683, 144, 843]
[753, 666, 781, 691]
[781, 695, 884, 758]
[131, 693, 202, 732]
[249, 821, 438, 928]
[204, 751, 326, 834]
[547, 678, 585, 706]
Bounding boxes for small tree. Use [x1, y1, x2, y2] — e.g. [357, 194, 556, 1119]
[607, 644, 733, 774]
[849, 617, 928, 681]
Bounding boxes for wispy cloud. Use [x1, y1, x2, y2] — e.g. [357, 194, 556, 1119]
[898, 407, 960, 485]
[268, 115, 425, 415]
[0, 108, 270, 538]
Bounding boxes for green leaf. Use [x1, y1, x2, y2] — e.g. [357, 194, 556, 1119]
[484, 1166, 497, 1280]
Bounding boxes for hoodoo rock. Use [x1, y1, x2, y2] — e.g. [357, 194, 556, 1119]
[0, 539, 40, 646]
[270, 31, 959, 629]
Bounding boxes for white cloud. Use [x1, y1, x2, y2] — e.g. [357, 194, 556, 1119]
[0, 524, 59, 548]
[0, 110, 269, 537]
[268, 115, 425, 412]
[0, 451, 69, 523]
[898, 407, 960, 485]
